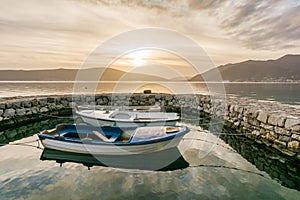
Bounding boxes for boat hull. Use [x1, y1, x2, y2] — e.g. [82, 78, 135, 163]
[41, 135, 184, 155]
[81, 116, 178, 127]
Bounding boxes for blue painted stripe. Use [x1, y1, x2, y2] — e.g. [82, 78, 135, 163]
[39, 126, 190, 146]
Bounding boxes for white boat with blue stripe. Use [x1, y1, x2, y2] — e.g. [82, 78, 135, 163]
[38, 124, 189, 155]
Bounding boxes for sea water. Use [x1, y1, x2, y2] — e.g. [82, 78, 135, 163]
[0, 82, 300, 199]
[0, 82, 299, 105]
[0, 118, 300, 199]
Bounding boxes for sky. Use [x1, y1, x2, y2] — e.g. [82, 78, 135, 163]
[0, 0, 299, 74]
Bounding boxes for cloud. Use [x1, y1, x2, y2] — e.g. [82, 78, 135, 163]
[0, 0, 299, 70]
[187, 0, 225, 10]
[215, 0, 300, 50]
[74, 0, 300, 51]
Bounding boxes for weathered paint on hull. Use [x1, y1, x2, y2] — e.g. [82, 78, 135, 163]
[42, 136, 183, 155]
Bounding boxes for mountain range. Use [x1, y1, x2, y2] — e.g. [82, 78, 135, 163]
[0, 68, 166, 81]
[0, 54, 299, 82]
[190, 54, 300, 82]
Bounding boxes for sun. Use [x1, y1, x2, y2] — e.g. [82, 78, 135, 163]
[128, 51, 148, 67]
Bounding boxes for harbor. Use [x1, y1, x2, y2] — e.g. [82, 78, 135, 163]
[0, 93, 299, 193]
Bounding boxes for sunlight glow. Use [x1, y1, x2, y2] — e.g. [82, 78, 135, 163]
[129, 51, 148, 66]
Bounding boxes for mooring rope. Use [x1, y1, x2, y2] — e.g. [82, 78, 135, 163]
[0, 138, 43, 150]
[189, 164, 266, 177]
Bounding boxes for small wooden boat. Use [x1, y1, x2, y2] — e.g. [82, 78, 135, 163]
[38, 124, 189, 155]
[75, 108, 179, 127]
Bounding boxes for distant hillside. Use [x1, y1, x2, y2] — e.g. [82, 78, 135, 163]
[0, 68, 167, 81]
[191, 54, 300, 82]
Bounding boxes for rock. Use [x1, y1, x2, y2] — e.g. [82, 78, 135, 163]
[274, 127, 290, 136]
[285, 117, 299, 129]
[39, 98, 47, 106]
[48, 103, 57, 110]
[268, 114, 285, 127]
[278, 135, 291, 143]
[40, 107, 49, 113]
[0, 109, 3, 116]
[21, 100, 32, 108]
[61, 100, 69, 107]
[16, 108, 26, 116]
[31, 99, 39, 107]
[69, 102, 77, 108]
[291, 125, 300, 132]
[47, 97, 55, 103]
[215, 110, 223, 117]
[288, 141, 299, 149]
[229, 104, 234, 112]
[248, 119, 260, 126]
[260, 123, 274, 130]
[248, 108, 259, 118]
[25, 108, 32, 115]
[0, 103, 5, 109]
[5, 102, 12, 109]
[279, 148, 296, 157]
[257, 111, 268, 123]
[31, 107, 38, 114]
[274, 139, 286, 147]
[291, 134, 300, 141]
[3, 108, 15, 118]
[251, 130, 260, 136]
[66, 96, 72, 102]
[0, 116, 3, 121]
[55, 104, 64, 109]
[12, 102, 21, 109]
[265, 132, 277, 141]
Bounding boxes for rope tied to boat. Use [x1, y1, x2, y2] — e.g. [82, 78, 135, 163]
[189, 164, 267, 178]
[0, 137, 43, 150]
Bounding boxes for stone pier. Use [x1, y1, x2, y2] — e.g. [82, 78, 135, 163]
[0, 94, 299, 154]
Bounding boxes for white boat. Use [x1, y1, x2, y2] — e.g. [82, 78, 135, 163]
[38, 124, 189, 156]
[75, 108, 180, 127]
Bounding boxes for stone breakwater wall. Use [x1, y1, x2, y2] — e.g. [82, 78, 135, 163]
[0, 94, 299, 157]
[224, 97, 300, 158]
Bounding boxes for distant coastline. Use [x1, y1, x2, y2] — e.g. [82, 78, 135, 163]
[1, 54, 299, 83]
[0, 81, 299, 83]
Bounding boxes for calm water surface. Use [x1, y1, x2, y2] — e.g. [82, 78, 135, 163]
[0, 118, 300, 199]
[0, 82, 299, 105]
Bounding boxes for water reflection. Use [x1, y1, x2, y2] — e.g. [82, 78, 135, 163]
[40, 148, 189, 171]
[220, 133, 300, 191]
[1, 118, 300, 199]
[180, 111, 300, 191]
[0, 117, 73, 144]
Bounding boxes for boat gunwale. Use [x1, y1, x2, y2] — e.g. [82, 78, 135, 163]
[39, 126, 189, 146]
[76, 111, 180, 123]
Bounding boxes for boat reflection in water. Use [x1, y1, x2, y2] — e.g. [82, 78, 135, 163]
[40, 147, 189, 171]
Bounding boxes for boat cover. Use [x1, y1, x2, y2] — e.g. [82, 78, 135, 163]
[130, 126, 176, 142]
